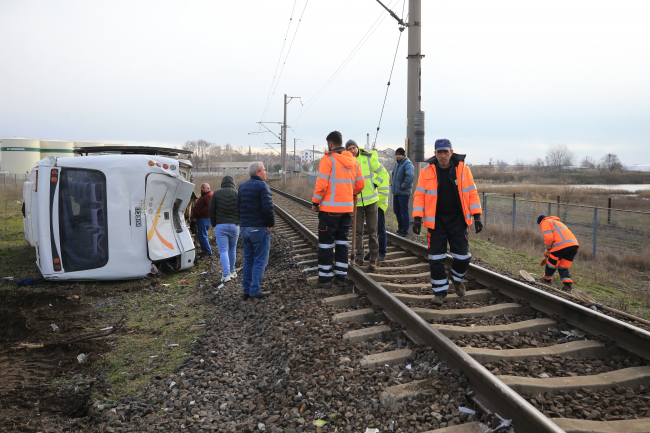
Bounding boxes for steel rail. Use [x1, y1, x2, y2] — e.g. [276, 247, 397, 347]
[271, 187, 650, 359]
[273, 199, 564, 433]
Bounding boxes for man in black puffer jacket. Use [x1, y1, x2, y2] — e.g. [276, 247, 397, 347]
[209, 176, 240, 283]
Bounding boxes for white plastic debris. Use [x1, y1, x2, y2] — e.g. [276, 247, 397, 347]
[150, 355, 158, 358]
[433, 362, 441, 371]
[169, 344, 179, 347]
[2, 277, 14, 281]
[538, 373, 549, 378]
[458, 407, 476, 415]
[77, 353, 87, 364]
[51, 324, 59, 331]
[49, 303, 52, 307]
[258, 423, 265, 430]
[217, 283, 224, 290]
[298, 392, 302, 397]
[100, 326, 113, 331]
[405, 364, 412, 370]
[397, 372, 403, 378]
[170, 381, 176, 388]
[201, 271, 208, 274]
[561, 329, 586, 338]
[180, 372, 185, 377]
[365, 428, 380, 433]
[190, 401, 195, 405]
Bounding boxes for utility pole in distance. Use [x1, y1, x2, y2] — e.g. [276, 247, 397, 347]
[282, 94, 301, 186]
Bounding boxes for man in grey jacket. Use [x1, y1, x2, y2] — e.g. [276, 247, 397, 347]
[390, 147, 414, 236]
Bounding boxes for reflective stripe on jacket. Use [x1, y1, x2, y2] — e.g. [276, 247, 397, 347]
[412, 153, 482, 230]
[539, 216, 579, 252]
[312, 147, 365, 212]
[356, 148, 389, 209]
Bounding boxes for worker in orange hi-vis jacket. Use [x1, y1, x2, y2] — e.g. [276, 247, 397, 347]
[537, 215, 580, 291]
[311, 131, 365, 290]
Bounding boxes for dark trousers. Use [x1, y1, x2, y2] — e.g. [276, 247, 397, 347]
[393, 195, 410, 232]
[378, 208, 387, 255]
[317, 211, 352, 283]
[427, 214, 471, 296]
[544, 246, 578, 284]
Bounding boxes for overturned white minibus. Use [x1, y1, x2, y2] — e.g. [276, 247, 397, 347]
[22, 146, 197, 280]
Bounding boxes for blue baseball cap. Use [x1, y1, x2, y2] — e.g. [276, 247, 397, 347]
[435, 139, 452, 151]
[537, 215, 546, 225]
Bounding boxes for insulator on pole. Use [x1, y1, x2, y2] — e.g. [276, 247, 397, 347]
[414, 110, 425, 162]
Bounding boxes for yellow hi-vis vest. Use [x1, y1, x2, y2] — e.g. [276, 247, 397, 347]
[356, 148, 388, 209]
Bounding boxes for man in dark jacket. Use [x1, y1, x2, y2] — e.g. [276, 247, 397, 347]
[192, 183, 213, 255]
[209, 176, 240, 283]
[390, 148, 414, 236]
[236, 162, 274, 300]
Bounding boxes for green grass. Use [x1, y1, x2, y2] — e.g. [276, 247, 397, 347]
[469, 237, 650, 320]
[96, 267, 209, 398]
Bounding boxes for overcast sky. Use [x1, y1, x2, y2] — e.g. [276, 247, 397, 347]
[1, 0, 649, 165]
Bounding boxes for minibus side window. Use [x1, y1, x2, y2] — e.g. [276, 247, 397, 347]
[58, 168, 108, 272]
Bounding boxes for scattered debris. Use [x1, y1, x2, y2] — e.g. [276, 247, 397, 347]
[77, 353, 87, 364]
[50, 324, 59, 332]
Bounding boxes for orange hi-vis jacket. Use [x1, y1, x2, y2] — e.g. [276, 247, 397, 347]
[312, 147, 365, 212]
[413, 153, 482, 230]
[539, 216, 579, 253]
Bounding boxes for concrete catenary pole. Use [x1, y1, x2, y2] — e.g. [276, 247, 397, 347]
[281, 94, 288, 186]
[406, 0, 423, 232]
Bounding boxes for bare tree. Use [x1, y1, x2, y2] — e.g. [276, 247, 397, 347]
[545, 143, 574, 171]
[532, 157, 546, 171]
[580, 156, 596, 169]
[183, 139, 215, 169]
[495, 159, 508, 170]
[598, 153, 623, 171]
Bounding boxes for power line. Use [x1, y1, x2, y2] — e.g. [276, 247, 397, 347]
[259, 0, 299, 124]
[292, 0, 400, 126]
[375, 0, 407, 146]
[267, 0, 310, 113]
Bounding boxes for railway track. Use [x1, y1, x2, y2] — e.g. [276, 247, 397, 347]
[271, 186, 650, 433]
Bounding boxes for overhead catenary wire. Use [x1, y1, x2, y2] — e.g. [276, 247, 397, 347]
[292, 0, 401, 127]
[266, 0, 310, 116]
[374, 0, 407, 146]
[259, 0, 299, 125]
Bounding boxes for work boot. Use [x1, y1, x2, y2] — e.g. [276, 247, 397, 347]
[354, 259, 364, 266]
[242, 293, 250, 301]
[251, 291, 271, 299]
[368, 260, 377, 271]
[430, 295, 446, 306]
[378, 253, 386, 261]
[563, 282, 572, 291]
[336, 279, 346, 288]
[316, 281, 333, 289]
[453, 281, 466, 297]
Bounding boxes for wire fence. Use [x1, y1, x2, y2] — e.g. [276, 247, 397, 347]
[482, 194, 650, 258]
[1, 173, 29, 189]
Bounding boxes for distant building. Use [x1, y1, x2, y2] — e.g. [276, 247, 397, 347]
[626, 164, 650, 172]
[300, 149, 324, 163]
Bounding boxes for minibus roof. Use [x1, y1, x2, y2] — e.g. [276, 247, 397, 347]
[74, 146, 192, 157]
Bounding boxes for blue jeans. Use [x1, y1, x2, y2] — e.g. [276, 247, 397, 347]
[197, 218, 212, 254]
[215, 223, 240, 276]
[393, 195, 410, 233]
[241, 227, 271, 296]
[378, 208, 387, 255]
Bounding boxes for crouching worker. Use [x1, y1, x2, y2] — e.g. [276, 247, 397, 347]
[412, 139, 483, 305]
[311, 131, 364, 289]
[537, 215, 579, 290]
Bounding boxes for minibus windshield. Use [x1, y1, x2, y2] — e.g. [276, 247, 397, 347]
[58, 168, 109, 272]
